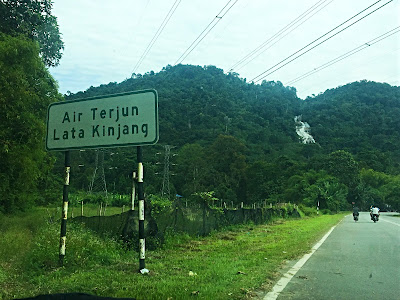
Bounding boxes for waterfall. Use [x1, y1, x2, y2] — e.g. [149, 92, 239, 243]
[294, 115, 315, 144]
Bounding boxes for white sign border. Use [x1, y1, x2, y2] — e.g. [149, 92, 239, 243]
[45, 89, 159, 151]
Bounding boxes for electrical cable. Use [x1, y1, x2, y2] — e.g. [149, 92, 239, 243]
[250, 0, 393, 83]
[132, 0, 182, 74]
[287, 26, 400, 85]
[286, 26, 400, 85]
[230, 0, 333, 72]
[126, 0, 151, 67]
[174, 0, 239, 65]
[175, 0, 232, 65]
[235, 0, 334, 72]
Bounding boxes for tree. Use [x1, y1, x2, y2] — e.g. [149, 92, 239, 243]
[0, 0, 64, 66]
[284, 170, 320, 204]
[360, 169, 400, 210]
[325, 150, 360, 204]
[174, 143, 207, 197]
[303, 174, 349, 212]
[0, 34, 62, 212]
[246, 156, 304, 204]
[206, 135, 247, 203]
[246, 161, 275, 203]
[325, 151, 359, 185]
[384, 176, 400, 211]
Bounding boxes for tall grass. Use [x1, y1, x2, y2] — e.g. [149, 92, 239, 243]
[0, 208, 129, 299]
[0, 208, 346, 299]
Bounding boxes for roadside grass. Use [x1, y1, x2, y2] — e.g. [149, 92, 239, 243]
[0, 209, 346, 299]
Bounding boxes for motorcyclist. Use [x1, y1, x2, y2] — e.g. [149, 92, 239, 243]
[352, 206, 359, 219]
[370, 206, 380, 221]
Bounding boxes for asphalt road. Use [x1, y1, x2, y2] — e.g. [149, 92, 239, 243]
[272, 212, 400, 300]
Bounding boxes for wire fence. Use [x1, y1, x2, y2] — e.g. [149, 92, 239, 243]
[71, 201, 300, 250]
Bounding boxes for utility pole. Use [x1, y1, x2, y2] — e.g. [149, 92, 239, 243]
[88, 149, 108, 197]
[161, 145, 171, 198]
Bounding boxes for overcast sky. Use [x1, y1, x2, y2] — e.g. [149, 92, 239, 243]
[49, 0, 400, 99]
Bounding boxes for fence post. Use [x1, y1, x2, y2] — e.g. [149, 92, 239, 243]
[137, 146, 146, 271]
[59, 151, 70, 267]
[202, 201, 207, 236]
[99, 202, 103, 216]
[81, 201, 84, 216]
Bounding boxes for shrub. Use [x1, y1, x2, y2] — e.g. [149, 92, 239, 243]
[148, 194, 173, 215]
[24, 222, 123, 274]
[321, 208, 333, 215]
[109, 193, 130, 207]
[298, 204, 318, 216]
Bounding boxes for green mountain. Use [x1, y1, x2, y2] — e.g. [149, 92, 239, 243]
[301, 80, 400, 173]
[68, 65, 300, 155]
[67, 65, 399, 168]
[61, 65, 399, 211]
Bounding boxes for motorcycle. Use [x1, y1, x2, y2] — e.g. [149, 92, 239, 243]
[353, 214, 359, 222]
[371, 214, 379, 223]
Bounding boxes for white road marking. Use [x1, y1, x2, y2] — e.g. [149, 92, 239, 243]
[263, 222, 340, 300]
[381, 219, 400, 227]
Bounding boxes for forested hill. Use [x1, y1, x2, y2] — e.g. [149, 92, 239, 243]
[60, 64, 400, 212]
[301, 80, 400, 173]
[67, 64, 400, 170]
[68, 64, 301, 157]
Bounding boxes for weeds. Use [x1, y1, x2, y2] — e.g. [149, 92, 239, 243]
[0, 208, 346, 299]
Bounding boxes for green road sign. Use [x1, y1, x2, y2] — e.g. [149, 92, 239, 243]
[46, 90, 158, 151]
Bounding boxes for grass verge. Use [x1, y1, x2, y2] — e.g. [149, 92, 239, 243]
[0, 209, 346, 299]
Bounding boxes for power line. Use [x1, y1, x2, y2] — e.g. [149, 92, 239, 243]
[250, 0, 393, 83]
[231, 0, 330, 71]
[132, 0, 182, 74]
[235, 0, 334, 72]
[230, 0, 333, 72]
[126, 0, 151, 65]
[174, 0, 239, 65]
[286, 26, 400, 85]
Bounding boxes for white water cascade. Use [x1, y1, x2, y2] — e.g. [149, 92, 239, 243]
[294, 115, 315, 144]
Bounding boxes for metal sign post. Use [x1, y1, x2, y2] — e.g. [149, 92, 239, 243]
[137, 146, 146, 271]
[59, 151, 70, 266]
[131, 171, 137, 211]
